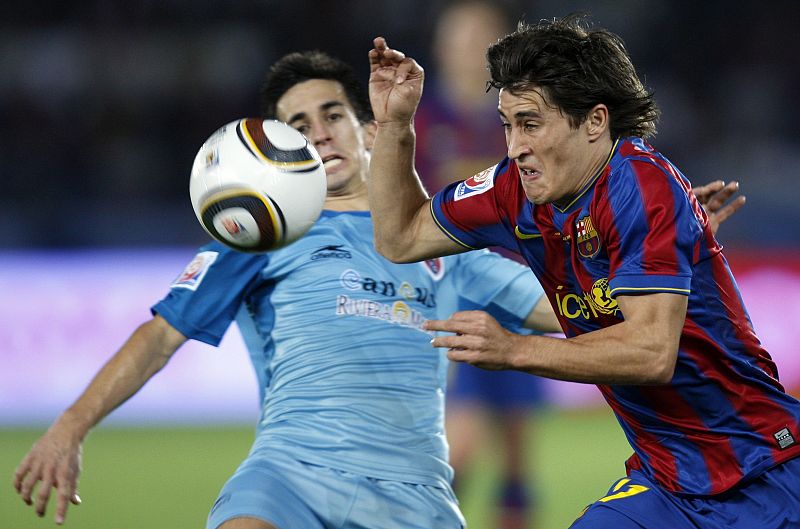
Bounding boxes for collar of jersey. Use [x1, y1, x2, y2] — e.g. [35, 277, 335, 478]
[552, 138, 620, 213]
[320, 209, 371, 218]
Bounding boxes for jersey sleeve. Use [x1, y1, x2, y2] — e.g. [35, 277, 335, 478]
[602, 160, 702, 298]
[445, 250, 545, 333]
[151, 241, 269, 346]
[430, 158, 518, 251]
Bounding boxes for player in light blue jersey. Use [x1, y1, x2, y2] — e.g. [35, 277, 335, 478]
[14, 50, 559, 529]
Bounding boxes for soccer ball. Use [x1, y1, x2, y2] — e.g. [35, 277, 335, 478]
[189, 118, 327, 252]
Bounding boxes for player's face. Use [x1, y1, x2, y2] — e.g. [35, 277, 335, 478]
[276, 79, 374, 195]
[498, 87, 596, 205]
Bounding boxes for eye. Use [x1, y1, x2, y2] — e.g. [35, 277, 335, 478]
[294, 124, 310, 135]
[523, 122, 538, 132]
[327, 112, 342, 123]
[500, 122, 511, 132]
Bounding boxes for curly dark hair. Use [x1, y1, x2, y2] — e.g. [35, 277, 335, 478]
[260, 51, 374, 123]
[486, 14, 659, 139]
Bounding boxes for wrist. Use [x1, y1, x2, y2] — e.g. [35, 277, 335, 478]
[375, 121, 416, 148]
[508, 333, 535, 371]
[56, 408, 92, 442]
[376, 120, 415, 133]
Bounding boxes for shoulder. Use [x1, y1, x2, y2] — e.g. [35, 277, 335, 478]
[611, 138, 682, 180]
[446, 157, 521, 206]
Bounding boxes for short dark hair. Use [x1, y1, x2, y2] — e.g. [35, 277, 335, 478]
[260, 51, 374, 123]
[486, 14, 659, 139]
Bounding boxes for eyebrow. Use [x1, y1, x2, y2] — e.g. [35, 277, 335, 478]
[498, 108, 543, 121]
[286, 100, 346, 124]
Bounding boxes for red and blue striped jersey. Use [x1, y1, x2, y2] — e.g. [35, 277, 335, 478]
[430, 136, 800, 495]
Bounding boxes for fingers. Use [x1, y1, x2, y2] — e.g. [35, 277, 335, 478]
[54, 489, 75, 525]
[369, 36, 409, 70]
[13, 456, 32, 498]
[425, 311, 498, 350]
[431, 333, 469, 349]
[423, 311, 486, 333]
[17, 461, 41, 506]
[709, 195, 746, 225]
[393, 57, 421, 84]
[14, 450, 80, 524]
[704, 181, 740, 211]
[54, 466, 80, 524]
[692, 180, 724, 202]
[34, 470, 55, 518]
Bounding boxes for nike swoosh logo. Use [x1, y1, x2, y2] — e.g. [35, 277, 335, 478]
[514, 225, 542, 239]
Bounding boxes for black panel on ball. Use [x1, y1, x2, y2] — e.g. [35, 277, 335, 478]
[201, 195, 280, 252]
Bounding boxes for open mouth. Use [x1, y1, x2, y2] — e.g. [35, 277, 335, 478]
[519, 167, 540, 179]
[322, 155, 343, 170]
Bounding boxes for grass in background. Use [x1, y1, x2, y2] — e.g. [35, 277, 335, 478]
[458, 406, 631, 528]
[1, 408, 628, 528]
[1, 427, 252, 529]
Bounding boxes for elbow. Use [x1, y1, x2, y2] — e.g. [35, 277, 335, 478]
[373, 238, 421, 264]
[642, 349, 678, 385]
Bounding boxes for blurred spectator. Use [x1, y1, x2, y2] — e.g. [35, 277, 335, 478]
[414, 0, 511, 191]
[415, 2, 545, 527]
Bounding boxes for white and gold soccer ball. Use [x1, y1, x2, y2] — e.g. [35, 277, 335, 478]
[189, 118, 327, 252]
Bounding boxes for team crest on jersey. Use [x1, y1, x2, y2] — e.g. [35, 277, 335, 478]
[454, 164, 497, 201]
[421, 258, 445, 280]
[575, 216, 601, 258]
[171, 251, 218, 290]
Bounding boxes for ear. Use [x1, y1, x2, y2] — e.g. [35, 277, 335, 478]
[585, 104, 609, 141]
[363, 120, 377, 150]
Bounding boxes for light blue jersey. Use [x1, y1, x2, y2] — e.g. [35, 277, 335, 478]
[153, 210, 544, 511]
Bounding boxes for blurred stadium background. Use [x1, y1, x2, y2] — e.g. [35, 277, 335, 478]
[2, 0, 799, 527]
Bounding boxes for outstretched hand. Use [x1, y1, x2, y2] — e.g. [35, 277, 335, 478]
[368, 37, 425, 124]
[13, 422, 83, 525]
[424, 310, 522, 370]
[691, 180, 746, 235]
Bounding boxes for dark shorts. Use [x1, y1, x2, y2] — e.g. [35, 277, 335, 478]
[447, 361, 545, 410]
[569, 457, 800, 529]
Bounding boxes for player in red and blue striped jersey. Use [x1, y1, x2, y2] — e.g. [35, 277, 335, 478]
[367, 14, 800, 529]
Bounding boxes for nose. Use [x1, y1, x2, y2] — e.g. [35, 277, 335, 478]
[506, 128, 530, 161]
[308, 120, 332, 146]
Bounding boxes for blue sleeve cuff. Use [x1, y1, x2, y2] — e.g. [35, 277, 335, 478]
[151, 301, 225, 346]
[608, 274, 691, 298]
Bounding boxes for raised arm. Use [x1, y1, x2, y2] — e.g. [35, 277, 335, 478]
[13, 314, 186, 524]
[368, 37, 464, 262]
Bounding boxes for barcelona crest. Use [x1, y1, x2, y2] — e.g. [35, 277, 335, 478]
[575, 216, 601, 259]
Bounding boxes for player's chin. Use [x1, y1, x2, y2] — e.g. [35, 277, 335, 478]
[522, 187, 550, 205]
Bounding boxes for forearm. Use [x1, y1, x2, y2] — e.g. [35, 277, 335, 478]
[58, 318, 182, 439]
[368, 121, 431, 260]
[510, 321, 677, 385]
[525, 296, 562, 333]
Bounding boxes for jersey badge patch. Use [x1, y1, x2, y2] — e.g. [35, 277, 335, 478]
[774, 427, 796, 449]
[421, 258, 445, 281]
[576, 216, 601, 258]
[171, 251, 218, 291]
[454, 164, 497, 201]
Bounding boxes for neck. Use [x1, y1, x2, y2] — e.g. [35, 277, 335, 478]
[323, 188, 369, 212]
[555, 137, 615, 210]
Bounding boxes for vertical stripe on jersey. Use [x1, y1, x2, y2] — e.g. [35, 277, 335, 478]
[605, 161, 698, 280]
[599, 385, 682, 491]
